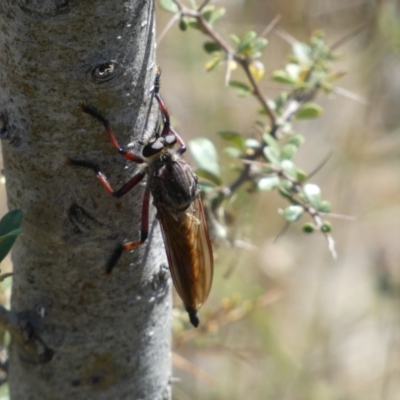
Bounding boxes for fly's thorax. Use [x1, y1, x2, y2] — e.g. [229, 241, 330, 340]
[148, 153, 198, 212]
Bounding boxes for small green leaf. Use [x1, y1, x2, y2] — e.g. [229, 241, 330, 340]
[238, 31, 257, 56]
[280, 144, 298, 160]
[159, 0, 179, 13]
[272, 70, 296, 85]
[195, 168, 222, 187]
[286, 134, 305, 148]
[278, 181, 293, 199]
[283, 205, 304, 222]
[303, 222, 315, 233]
[224, 147, 243, 159]
[252, 37, 268, 54]
[229, 80, 252, 97]
[238, 31, 257, 52]
[202, 7, 226, 24]
[245, 138, 261, 150]
[0, 209, 23, 263]
[263, 146, 280, 167]
[188, 138, 221, 178]
[296, 103, 323, 119]
[218, 131, 246, 151]
[292, 42, 312, 64]
[303, 183, 322, 208]
[262, 133, 280, 154]
[321, 221, 332, 233]
[203, 41, 221, 53]
[179, 18, 188, 31]
[319, 200, 332, 213]
[296, 169, 308, 183]
[188, 19, 201, 30]
[258, 176, 280, 191]
[280, 159, 297, 177]
[285, 63, 301, 81]
[229, 34, 241, 45]
[204, 56, 222, 72]
[274, 92, 289, 112]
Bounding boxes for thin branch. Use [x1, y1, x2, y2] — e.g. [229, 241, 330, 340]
[260, 14, 282, 38]
[330, 20, 370, 50]
[307, 150, 333, 179]
[157, 12, 181, 45]
[273, 28, 298, 46]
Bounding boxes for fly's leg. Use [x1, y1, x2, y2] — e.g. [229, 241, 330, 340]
[152, 69, 186, 155]
[68, 159, 146, 198]
[104, 187, 151, 274]
[79, 103, 145, 164]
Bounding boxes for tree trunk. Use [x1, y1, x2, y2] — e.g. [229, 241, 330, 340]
[0, 1, 171, 399]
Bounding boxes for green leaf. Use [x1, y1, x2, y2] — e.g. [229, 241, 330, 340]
[296, 169, 308, 183]
[262, 133, 280, 154]
[188, 19, 201, 30]
[280, 159, 297, 177]
[0, 209, 23, 263]
[280, 144, 298, 160]
[0, 228, 23, 243]
[272, 70, 296, 85]
[292, 42, 312, 64]
[274, 91, 289, 112]
[229, 80, 252, 97]
[319, 200, 332, 213]
[204, 56, 222, 72]
[188, 138, 220, 178]
[263, 146, 280, 167]
[224, 147, 243, 158]
[303, 183, 322, 209]
[179, 18, 188, 31]
[286, 134, 305, 148]
[296, 103, 323, 119]
[278, 181, 293, 199]
[252, 37, 268, 54]
[229, 34, 241, 45]
[303, 222, 315, 233]
[283, 205, 304, 222]
[245, 138, 261, 150]
[159, 0, 179, 13]
[203, 41, 221, 54]
[195, 168, 222, 187]
[218, 131, 246, 151]
[321, 221, 332, 233]
[285, 63, 301, 81]
[202, 7, 226, 24]
[258, 176, 280, 191]
[237, 31, 257, 55]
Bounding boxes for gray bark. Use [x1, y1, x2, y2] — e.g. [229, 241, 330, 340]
[0, 1, 171, 399]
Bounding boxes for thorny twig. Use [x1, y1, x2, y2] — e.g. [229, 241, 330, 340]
[162, 1, 367, 258]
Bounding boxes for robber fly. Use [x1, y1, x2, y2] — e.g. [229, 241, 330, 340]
[69, 69, 213, 327]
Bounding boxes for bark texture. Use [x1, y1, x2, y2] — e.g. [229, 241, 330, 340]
[0, 1, 171, 399]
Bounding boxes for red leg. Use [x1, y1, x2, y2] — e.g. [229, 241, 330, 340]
[68, 159, 146, 198]
[80, 103, 144, 164]
[103, 187, 151, 274]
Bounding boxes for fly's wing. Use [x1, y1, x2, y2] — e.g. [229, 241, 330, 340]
[157, 195, 213, 313]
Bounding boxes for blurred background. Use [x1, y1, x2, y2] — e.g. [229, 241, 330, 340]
[156, 1, 400, 399]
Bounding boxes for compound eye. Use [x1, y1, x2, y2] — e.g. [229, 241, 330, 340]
[142, 138, 164, 158]
[164, 134, 177, 147]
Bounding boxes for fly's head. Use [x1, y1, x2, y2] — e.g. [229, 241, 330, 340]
[141, 133, 177, 161]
